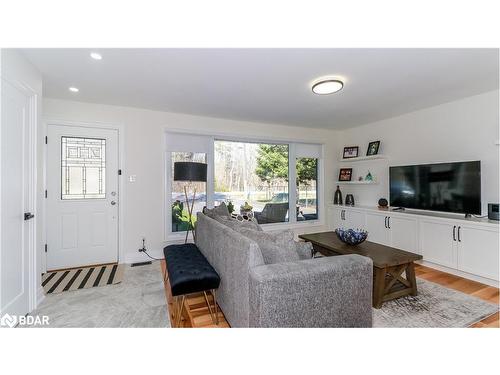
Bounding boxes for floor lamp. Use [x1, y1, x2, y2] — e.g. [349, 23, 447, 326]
[173, 161, 208, 243]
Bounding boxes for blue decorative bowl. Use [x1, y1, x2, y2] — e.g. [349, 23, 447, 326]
[335, 228, 368, 246]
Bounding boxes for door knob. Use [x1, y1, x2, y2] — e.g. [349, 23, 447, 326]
[111, 201, 116, 205]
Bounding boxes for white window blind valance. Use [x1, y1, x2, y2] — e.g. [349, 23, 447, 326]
[165, 132, 212, 153]
[295, 143, 322, 158]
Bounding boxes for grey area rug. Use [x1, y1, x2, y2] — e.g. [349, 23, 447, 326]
[373, 278, 499, 328]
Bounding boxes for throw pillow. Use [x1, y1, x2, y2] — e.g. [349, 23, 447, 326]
[214, 215, 262, 232]
[203, 202, 231, 219]
[237, 228, 300, 264]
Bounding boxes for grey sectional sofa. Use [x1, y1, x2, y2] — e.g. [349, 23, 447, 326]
[195, 212, 373, 327]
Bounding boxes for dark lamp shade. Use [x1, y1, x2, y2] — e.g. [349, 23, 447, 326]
[173, 162, 207, 182]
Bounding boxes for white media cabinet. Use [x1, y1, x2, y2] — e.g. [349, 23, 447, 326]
[328, 204, 500, 286]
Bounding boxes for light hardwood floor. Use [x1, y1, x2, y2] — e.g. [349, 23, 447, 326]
[161, 260, 498, 328]
[414, 264, 499, 328]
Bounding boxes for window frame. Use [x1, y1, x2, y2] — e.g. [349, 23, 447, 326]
[165, 132, 324, 241]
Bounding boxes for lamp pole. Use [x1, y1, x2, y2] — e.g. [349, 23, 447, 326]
[183, 182, 196, 244]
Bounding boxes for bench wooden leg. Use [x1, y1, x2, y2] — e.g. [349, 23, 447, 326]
[175, 295, 186, 327]
[213, 290, 219, 325]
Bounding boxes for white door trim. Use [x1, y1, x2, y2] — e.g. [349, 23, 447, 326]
[0, 76, 38, 314]
[42, 119, 125, 273]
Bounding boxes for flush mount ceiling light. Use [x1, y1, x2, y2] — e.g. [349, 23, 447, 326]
[311, 79, 344, 95]
[68, 87, 79, 92]
[90, 52, 102, 60]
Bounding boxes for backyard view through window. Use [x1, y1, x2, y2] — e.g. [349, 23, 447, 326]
[296, 157, 318, 221]
[171, 152, 206, 232]
[214, 140, 291, 224]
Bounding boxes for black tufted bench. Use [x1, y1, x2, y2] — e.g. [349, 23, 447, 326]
[163, 243, 221, 326]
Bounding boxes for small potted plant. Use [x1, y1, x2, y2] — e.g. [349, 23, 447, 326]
[240, 201, 253, 216]
[227, 201, 235, 215]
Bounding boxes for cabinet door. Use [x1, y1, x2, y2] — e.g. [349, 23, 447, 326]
[365, 212, 390, 246]
[344, 209, 366, 231]
[420, 219, 456, 268]
[389, 216, 418, 253]
[329, 206, 343, 230]
[458, 225, 499, 281]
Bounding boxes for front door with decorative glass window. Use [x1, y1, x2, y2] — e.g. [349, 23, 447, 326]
[46, 124, 119, 270]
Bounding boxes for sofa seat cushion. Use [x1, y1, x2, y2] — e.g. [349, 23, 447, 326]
[237, 228, 301, 264]
[163, 243, 221, 296]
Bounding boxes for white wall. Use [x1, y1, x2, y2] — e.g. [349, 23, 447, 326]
[335, 90, 499, 216]
[42, 98, 338, 264]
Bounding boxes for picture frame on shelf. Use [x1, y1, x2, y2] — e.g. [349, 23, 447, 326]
[339, 168, 353, 181]
[366, 141, 380, 156]
[343, 146, 359, 159]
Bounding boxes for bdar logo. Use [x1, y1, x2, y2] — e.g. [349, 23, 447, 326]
[0, 313, 18, 328]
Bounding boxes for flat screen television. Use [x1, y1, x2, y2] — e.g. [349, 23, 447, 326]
[389, 161, 481, 215]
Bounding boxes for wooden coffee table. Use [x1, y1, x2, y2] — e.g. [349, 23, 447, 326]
[299, 231, 423, 308]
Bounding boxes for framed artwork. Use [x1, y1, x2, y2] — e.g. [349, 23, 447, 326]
[366, 141, 380, 156]
[338, 168, 353, 181]
[343, 146, 359, 159]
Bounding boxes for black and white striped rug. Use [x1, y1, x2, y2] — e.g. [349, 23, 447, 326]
[42, 263, 124, 294]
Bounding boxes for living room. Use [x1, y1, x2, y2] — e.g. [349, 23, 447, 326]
[1, 2, 499, 374]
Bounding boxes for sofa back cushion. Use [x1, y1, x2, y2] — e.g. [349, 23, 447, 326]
[237, 228, 300, 264]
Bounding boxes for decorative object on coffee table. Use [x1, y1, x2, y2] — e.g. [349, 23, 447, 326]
[174, 161, 208, 243]
[366, 140, 380, 156]
[345, 194, 355, 206]
[335, 228, 368, 245]
[299, 231, 423, 308]
[333, 185, 343, 205]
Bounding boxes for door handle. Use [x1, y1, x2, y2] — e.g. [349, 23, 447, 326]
[384, 216, 388, 228]
[453, 225, 456, 241]
[387, 216, 391, 229]
[24, 212, 35, 221]
[457, 226, 461, 242]
[111, 201, 116, 206]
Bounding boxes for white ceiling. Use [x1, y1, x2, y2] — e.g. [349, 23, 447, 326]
[21, 48, 499, 129]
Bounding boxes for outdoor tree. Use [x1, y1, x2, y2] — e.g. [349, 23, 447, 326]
[255, 144, 289, 199]
[296, 157, 317, 206]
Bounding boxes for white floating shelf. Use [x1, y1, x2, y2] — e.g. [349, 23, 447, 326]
[336, 181, 379, 185]
[339, 155, 387, 163]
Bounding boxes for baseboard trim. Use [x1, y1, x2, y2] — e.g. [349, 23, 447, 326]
[417, 260, 499, 287]
[124, 249, 165, 265]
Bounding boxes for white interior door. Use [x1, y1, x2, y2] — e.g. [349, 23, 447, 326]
[1, 80, 34, 317]
[46, 125, 119, 270]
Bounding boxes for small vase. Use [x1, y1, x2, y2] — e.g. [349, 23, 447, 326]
[334, 185, 343, 205]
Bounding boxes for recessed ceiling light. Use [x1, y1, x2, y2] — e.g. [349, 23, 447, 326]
[312, 79, 344, 95]
[90, 52, 102, 60]
[68, 87, 79, 93]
